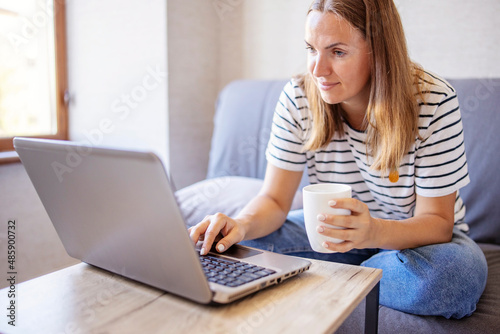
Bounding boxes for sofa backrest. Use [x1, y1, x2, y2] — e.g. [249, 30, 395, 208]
[448, 78, 500, 244]
[207, 79, 292, 180]
[208, 78, 500, 245]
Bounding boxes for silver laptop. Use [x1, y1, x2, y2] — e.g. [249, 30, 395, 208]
[14, 137, 311, 304]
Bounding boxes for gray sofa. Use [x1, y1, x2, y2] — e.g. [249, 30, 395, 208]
[176, 78, 500, 333]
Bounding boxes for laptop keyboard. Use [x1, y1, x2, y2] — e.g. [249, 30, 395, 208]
[199, 254, 276, 287]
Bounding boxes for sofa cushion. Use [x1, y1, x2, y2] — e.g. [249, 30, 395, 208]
[336, 243, 500, 334]
[447, 79, 500, 244]
[176, 176, 303, 227]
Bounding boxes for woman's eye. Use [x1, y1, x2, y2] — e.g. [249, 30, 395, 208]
[305, 46, 316, 53]
[334, 50, 346, 57]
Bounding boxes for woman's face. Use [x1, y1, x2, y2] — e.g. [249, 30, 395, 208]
[305, 11, 371, 110]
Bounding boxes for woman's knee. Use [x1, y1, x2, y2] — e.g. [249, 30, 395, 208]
[400, 243, 486, 318]
[363, 233, 487, 318]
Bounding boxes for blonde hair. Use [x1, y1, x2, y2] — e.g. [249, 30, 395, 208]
[299, 0, 425, 176]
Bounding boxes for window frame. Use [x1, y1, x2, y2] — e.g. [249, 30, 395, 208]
[0, 0, 69, 162]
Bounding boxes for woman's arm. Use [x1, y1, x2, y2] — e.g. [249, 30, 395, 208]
[188, 164, 303, 255]
[318, 192, 456, 251]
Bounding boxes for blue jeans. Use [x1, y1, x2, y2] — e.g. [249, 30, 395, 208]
[240, 209, 488, 319]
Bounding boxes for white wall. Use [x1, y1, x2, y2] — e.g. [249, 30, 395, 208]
[66, 0, 168, 165]
[167, 0, 219, 188]
[66, 0, 219, 188]
[217, 0, 309, 89]
[396, 0, 500, 79]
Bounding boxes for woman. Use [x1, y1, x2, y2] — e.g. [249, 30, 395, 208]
[189, 0, 487, 319]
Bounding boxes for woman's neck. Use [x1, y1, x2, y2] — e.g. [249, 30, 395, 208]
[342, 109, 367, 131]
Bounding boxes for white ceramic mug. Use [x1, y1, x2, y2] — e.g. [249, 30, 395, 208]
[302, 183, 352, 253]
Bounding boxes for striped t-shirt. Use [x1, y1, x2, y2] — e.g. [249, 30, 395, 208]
[266, 71, 470, 231]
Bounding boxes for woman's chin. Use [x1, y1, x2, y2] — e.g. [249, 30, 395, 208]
[320, 93, 341, 105]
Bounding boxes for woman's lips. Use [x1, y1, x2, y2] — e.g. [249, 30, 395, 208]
[317, 81, 340, 91]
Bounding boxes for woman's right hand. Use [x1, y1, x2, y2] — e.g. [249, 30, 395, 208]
[187, 213, 247, 256]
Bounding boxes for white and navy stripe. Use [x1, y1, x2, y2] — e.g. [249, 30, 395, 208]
[266, 71, 470, 230]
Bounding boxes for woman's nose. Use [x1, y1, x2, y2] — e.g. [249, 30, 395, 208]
[311, 54, 332, 78]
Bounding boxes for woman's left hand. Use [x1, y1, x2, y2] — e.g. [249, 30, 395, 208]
[317, 198, 379, 252]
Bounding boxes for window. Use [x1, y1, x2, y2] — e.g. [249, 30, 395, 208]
[0, 0, 68, 159]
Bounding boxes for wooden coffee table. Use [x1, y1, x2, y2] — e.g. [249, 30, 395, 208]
[0, 259, 382, 333]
